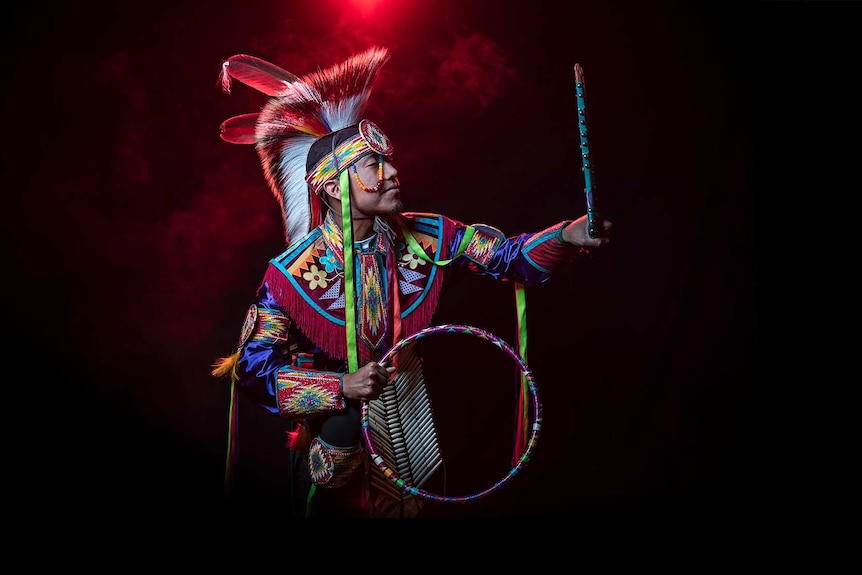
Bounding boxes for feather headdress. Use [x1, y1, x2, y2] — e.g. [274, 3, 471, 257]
[218, 47, 392, 245]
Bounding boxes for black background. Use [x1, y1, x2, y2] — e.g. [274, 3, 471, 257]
[3, 0, 809, 535]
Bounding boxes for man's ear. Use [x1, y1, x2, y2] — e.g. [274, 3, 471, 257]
[322, 178, 342, 201]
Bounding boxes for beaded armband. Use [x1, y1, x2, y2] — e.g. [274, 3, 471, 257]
[463, 224, 505, 268]
[239, 305, 291, 348]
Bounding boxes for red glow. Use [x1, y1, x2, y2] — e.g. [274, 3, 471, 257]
[10, 0, 757, 520]
[349, 0, 385, 15]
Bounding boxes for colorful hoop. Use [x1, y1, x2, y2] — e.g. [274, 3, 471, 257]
[361, 324, 542, 503]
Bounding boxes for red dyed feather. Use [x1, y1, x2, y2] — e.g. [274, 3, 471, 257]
[219, 113, 259, 145]
[220, 54, 299, 96]
[217, 47, 393, 245]
[256, 98, 329, 142]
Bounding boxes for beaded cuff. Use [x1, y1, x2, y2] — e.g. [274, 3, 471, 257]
[521, 221, 580, 273]
[276, 367, 346, 417]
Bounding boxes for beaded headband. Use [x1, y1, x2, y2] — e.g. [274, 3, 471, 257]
[305, 119, 394, 194]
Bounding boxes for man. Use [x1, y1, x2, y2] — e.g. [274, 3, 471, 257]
[212, 46, 611, 518]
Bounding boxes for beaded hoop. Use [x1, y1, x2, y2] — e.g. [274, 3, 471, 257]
[361, 324, 542, 503]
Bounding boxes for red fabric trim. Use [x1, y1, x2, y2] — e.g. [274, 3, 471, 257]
[264, 214, 455, 363]
[398, 215, 454, 337]
[523, 222, 580, 271]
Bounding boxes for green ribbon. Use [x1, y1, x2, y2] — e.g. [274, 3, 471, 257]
[340, 170, 360, 373]
[401, 218, 529, 460]
[307, 170, 358, 519]
[397, 220, 474, 265]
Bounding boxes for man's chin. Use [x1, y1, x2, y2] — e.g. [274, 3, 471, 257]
[382, 200, 404, 215]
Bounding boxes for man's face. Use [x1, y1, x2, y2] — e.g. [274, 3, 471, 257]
[348, 153, 403, 216]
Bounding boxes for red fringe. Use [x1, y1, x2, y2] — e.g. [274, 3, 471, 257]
[265, 264, 351, 361]
[399, 215, 454, 338]
[263, 226, 449, 366]
[401, 269, 445, 339]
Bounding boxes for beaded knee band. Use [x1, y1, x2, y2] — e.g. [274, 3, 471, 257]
[308, 437, 365, 488]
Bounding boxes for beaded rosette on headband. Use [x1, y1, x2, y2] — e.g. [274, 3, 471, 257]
[217, 47, 391, 246]
[306, 119, 394, 195]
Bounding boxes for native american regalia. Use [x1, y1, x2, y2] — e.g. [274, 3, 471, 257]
[212, 46, 586, 517]
[226, 210, 581, 515]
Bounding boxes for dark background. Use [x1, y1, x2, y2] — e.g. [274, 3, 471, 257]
[2, 0, 788, 529]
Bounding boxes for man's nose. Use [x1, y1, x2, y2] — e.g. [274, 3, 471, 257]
[384, 160, 398, 178]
